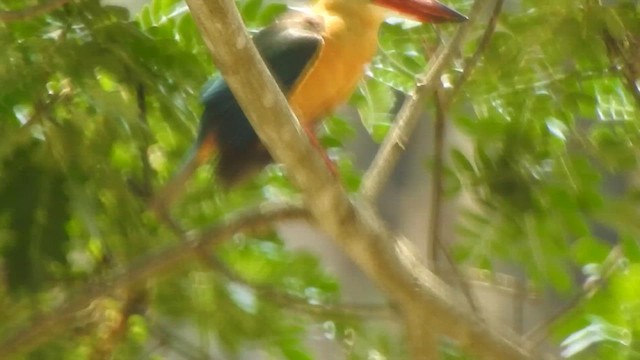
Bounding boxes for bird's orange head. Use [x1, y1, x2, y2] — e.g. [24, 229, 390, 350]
[372, 0, 467, 23]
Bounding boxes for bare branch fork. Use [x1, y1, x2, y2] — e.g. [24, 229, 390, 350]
[363, 0, 503, 203]
[360, 0, 486, 200]
[184, 0, 533, 358]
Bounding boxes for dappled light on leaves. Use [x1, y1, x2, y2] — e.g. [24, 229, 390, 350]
[1, 0, 640, 358]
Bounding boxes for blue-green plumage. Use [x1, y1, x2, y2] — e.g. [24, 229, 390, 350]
[153, 0, 466, 211]
[197, 16, 322, 185]
[153, 15, 323, 209]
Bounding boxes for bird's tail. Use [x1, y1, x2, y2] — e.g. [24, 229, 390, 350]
[150, 134, 217, 214]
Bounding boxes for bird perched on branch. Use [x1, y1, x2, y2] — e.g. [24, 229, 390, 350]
[155, 0, 466, 209]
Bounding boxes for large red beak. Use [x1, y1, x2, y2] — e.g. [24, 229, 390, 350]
[373, 0, 467, 23]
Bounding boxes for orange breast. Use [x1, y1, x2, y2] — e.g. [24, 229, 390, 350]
[288, 13, 380, 125]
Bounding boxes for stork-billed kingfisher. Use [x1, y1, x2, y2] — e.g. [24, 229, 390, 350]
[156, 0, 466, 208]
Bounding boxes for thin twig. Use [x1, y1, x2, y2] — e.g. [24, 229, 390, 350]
[429, 86, 482, 317]
[360, 0, 485, 201]
[426, 0, 503, 255]
[0, 0, 71, 23]
[429, 86, 446, 271]
[427, 0, 504, 318]
[449, 0, 505, 100]
[132, 82, 189, 236]
[0, 202, 309, 358]
[602, 30, 640, 109]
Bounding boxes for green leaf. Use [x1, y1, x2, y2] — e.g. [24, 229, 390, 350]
[561, 316, 631, 358]
[571, 237, 611, 265]
[450, 149, 475, 175]
[241, 0, 263, 24]
[353, 77, 395, 143]
[257, 3, 288, 26]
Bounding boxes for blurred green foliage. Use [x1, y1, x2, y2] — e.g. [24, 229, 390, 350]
[1, 0, 640, 358]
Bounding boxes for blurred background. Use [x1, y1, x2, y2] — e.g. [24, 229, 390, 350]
[1, 0, 639, 359]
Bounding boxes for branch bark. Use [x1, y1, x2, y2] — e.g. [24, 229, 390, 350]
[430, 85, 481, 317]
[184, 0, 534, 358]
[452, 0, 504, 97]
[602, 29, 640, 109]
[360, 0, 486, 201]
[0, 202, 308, 358]
[429, 86, 447, 271]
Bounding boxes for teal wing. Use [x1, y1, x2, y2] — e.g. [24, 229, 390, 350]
[155, 14, 324, 210]
[198, 15, 324, 186]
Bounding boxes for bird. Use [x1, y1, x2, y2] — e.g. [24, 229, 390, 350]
[154, 0, 466, 209]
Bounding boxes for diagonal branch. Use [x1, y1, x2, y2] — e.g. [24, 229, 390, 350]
[449, 0, 504, 100]
[184, 0, 534, 358]
[360, 0, 486, 201]
[602, 29, 640, 109]
[0, 0, 71, 23]
[0, 202, 308, 358]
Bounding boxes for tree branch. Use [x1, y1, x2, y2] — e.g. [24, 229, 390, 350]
[427, 0, 504, 311]
[430, 85, 482, 317]
[184, 0, 534, 358]
[449, 0, 504, 100]
[425, 0, 504, 319]
[0, 202, 308, 358]
[89, 290, 148, 360]
[360, 0, 486, 201]
[602, 29, 640, 109]
[429, 86, 447, 271]
[0, 0, 71, 23]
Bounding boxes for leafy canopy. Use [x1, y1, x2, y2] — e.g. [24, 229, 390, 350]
[1, 0, 640, 358]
